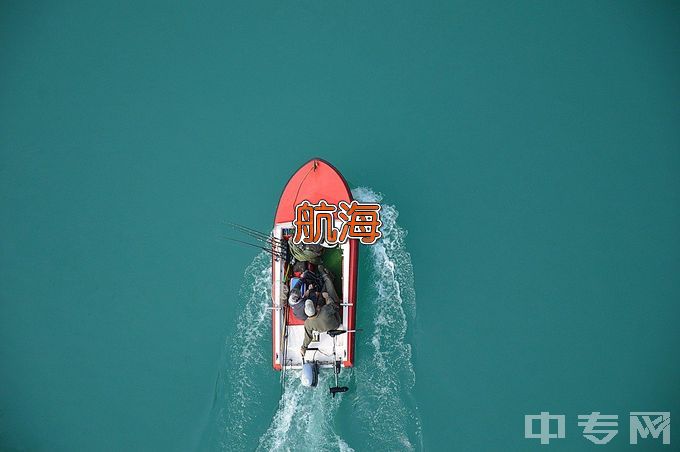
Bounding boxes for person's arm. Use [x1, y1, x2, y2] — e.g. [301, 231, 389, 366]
[303, 284, 314, 298]
[288, 279, 308, 305]
[321, 291, 338, 307]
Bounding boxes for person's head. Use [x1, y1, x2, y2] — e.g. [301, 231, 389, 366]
[304, 299, 317, 317]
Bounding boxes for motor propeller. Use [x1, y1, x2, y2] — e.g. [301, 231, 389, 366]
[327, 329, 362, 337]
[330, 386, 349, 396]
[326, 330, 361, 397]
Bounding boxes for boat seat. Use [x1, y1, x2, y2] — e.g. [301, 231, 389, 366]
[287, 305, 306, 326]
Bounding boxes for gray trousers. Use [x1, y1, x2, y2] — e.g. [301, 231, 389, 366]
[321, 273, 340, 305]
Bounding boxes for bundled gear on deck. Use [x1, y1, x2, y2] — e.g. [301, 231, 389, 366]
[288, 241, 324, 264]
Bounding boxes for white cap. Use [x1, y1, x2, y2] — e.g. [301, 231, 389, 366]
[304, 299, 316, 317]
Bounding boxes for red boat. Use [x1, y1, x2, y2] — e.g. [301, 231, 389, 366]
[271, 159, 358, 387]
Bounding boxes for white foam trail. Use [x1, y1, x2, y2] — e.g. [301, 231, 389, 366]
[352, 187, 422, 451]
[213, 252, 272, 450]
[259, 188, 422, 451]
[208, 251, 355, 452]
[208, 187, 421, 451]
[257, 372, 353, 452]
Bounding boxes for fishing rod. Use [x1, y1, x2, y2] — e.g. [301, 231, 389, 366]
[226, 222, 283, 244]
[224, 237, 282, 256]
[235, 228, 282, 247]
[225, 224, 288, 260]
[224, 237, 283, 258]
[227, 221, 276, 238]
[238, 231, 282, 250]
[225, 224, 283, 249]
[280, 305, 290, 400]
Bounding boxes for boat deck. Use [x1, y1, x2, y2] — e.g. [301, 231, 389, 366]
[272, 223, 353, 370]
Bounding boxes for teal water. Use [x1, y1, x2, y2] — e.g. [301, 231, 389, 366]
[1, 1, 679, 451]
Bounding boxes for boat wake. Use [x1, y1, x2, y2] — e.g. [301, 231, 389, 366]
[203, 187, 421, 451]
[256, 371, 354, 452]
[201, 252, 273, 451]
[351, 187, 422, 451]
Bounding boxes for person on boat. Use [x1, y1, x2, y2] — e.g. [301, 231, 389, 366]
[288, 283, 317, 321]
[300, 265, 342, 355]
[288, 270, 324, 321]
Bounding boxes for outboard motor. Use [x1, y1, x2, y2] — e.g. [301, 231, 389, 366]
[300, 361, 318, 387]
